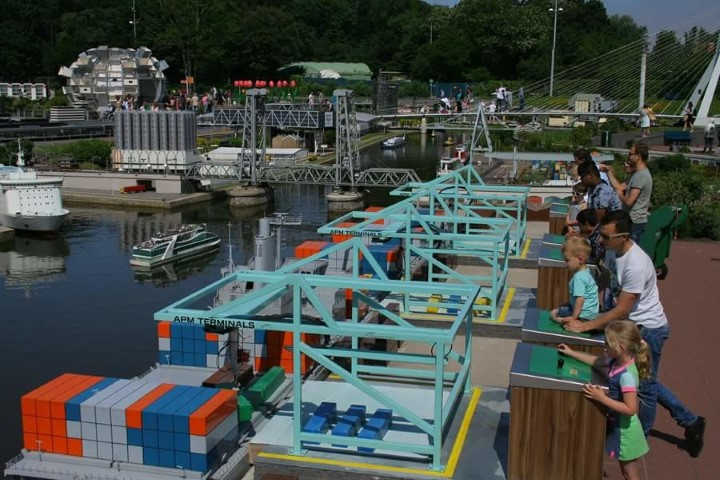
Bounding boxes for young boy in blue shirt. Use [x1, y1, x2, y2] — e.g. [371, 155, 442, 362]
[551, 236, 599, 323]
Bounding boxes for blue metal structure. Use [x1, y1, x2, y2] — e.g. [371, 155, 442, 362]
[390, 165, 529, 256]
[155, 238, 480, 470]
[153, 165, 532, 470]
[318, 201, 511, 320]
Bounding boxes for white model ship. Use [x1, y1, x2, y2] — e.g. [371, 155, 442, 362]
[0, 141, 69, 232]
[130, 224, 221, 267]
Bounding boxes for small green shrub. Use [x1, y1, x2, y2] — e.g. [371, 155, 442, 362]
[35, 139, 111, 168]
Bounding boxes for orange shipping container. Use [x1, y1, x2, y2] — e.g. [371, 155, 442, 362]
[36, 375, 88, 418]
[157, 321, 171, 338]
[331, 222, 357, 243]
[23, 433, 37, 451]
[35, 417, 52, 436]
[365, 206, 385, 225]
[37, 434, 52, 452]
[67, 438, 83, 456]
[294, 241, 329, 259]
[50, 376, 103, 419]
[52, 436, 68, 455]
[189, 390, 236, 436]
[125, 384, 174, 429]
[22, 415, 37, 434]
[51, 418, 66, 437]
[21, 374, 76, 417]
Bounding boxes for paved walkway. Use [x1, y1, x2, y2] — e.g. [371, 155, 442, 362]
[604, 240, 719, 480]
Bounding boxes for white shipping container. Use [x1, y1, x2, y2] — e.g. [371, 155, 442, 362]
[96, 380, 147, 425]
[112, 443, 128, 462]
[128, 445, 143, 464]
[80, 380, 131, 423]
[98, 441, 113, 460]
[96, 423, 112, 443]
[110, 382, 159, 427]
[158, 338, 170, 351]
[66, 420, 82, 439]
[82, 439, 98, 458]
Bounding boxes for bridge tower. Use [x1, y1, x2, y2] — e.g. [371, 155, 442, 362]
[240, 89, 268, 185]
[226, 88, 271, 208]
[327, 89, 363, 205]
[692, 33, 720, 128]
[469, 104, 493, 165]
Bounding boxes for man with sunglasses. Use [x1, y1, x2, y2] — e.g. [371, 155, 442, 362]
[600, 143, 652, 241]
[565, 211, 705, 457]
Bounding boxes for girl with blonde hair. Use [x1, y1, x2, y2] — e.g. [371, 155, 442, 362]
[559, 320, 651, 480]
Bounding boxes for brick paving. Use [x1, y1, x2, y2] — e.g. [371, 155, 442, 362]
[603, 240, 720, 480]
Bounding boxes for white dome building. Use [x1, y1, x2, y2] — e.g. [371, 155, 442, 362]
[58, 46, 168, 110]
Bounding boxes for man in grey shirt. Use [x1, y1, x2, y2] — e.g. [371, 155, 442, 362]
[601, 142, 652, 241]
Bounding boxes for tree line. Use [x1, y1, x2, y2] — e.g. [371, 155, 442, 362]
[0, 0, 689, 91]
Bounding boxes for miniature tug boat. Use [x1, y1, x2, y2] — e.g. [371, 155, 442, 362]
[130, 224, 221, 268]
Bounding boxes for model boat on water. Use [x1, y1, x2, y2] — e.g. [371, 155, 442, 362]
[130, 224, 221, 267]
[381, 135, 406, 149]
[0, 140, 69, 232]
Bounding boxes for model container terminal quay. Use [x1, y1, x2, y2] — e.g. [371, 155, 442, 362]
[3, 164, 685, 480]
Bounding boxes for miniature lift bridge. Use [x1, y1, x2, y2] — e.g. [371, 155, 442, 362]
[155, 237, 481, 471]
[188, 89, 420, 188]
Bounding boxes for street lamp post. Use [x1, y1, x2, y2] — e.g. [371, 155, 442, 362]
[129, 0, 138, 44]
[549, 1, 563, 97]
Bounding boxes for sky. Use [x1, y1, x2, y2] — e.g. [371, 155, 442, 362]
[425, 1, 720, 33]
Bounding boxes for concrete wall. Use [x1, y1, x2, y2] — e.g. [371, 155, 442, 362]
[528, 185, 573, 200]
[37, 171, 189, 194]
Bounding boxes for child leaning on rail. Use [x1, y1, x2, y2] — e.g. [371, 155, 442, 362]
[558, 320, 650, 480]
[551, 236, 599, 323]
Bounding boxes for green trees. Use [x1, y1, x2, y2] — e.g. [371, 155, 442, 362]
[0, 0, 675, 89]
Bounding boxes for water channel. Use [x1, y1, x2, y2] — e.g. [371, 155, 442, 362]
[0, 133, 463, 462]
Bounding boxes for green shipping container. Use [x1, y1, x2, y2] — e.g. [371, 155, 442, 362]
[245, 366, 286, 407]
[237, 394, 253, 423]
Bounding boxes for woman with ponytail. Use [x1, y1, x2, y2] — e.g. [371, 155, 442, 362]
[558, 320, 650, 480]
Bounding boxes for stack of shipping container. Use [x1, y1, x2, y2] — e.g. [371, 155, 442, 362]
[156, 321, 229, 368]
[20, 374, 237, 472]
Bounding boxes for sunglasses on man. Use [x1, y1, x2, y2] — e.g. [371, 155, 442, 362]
[599, 232, 630, 240]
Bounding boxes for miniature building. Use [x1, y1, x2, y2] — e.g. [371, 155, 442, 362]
[568, 93, 617, 113]
[59, 46, 168, 110]
[0, 83, 47, 100]
[114, 111, 197, 172]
